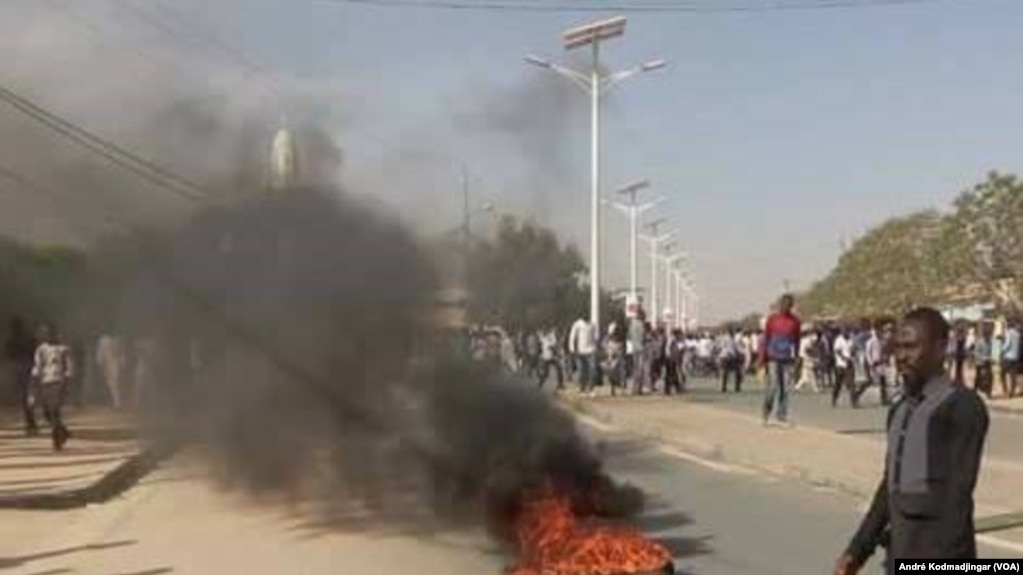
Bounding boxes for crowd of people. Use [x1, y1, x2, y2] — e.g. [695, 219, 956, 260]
[468, 310, 770, 399]
[466, 294, 1021, 422]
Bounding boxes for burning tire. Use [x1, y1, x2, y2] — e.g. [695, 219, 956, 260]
[502, 487, 675, 575]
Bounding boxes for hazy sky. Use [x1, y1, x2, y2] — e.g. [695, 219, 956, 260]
[1, 0, 1021, 322]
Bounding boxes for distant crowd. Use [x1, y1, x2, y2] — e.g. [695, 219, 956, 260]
[465, 297, 1021, 417]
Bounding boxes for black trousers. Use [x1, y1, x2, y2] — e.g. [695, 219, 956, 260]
[664, 360, 682, 395]
[975, 363, 993, 397]
[1001, 360, 1019, 398]
[37, 382, 69, 449]
[832, 366, 859, 407]
[875, 373, 890, 406]
[720, 356, 743, 392]
[538, 359, 564, 389]
[953, 357, 966, 385]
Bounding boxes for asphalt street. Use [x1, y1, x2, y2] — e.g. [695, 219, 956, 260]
[3, 418, 1017, 575]
[677, 375, 1023, 464]
[587, 419, 1014, 574]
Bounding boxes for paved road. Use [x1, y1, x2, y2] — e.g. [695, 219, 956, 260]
[588, 420, 1017, 574]
[4, 424, 1018, 575]
[675, 376, 1023, 463]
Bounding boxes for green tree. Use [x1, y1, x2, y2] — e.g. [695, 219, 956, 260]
[0, 237, 89, 330]
[799, 211, 945, 318]
[467, 216, 608, 332]
[948, 171, 1023, 308]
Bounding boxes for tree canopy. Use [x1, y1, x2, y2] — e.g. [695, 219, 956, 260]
[467, 215, 614, 332]
[798, 170, 1023, 318]
[0, 237, 89, 331]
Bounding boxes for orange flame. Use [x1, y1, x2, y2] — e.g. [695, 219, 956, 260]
[504, 486, 672, 575]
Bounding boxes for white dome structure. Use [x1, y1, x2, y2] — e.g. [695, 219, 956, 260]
[269, 122, 298, 191]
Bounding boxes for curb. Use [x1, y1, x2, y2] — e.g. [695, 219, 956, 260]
[561, 398, 1023, 534]
[0, 442, 178, 510]
[561, 396, 875, 500]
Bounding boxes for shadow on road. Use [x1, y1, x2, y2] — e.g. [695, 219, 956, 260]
[0, 445, 136, 460]
[656, 534, 714, 561]
[0, 455, 129, 471]
[636, 511, 695, 533]
[0, 540, 137, 570]
[65, 427, 140, 443]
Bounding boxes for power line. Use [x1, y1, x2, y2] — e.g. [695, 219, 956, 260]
[0, 83, 208, 204]
[318, 0, 981, 11]
[41, 0, 173, 77]
[112, 0, 283, 107]
[0, 161, 127, 244]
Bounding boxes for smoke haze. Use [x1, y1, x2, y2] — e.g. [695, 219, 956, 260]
[0, 2, 641, 538]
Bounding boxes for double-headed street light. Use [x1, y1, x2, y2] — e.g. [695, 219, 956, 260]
[605, 179, 662, 305]
[526, 16, 666, 331]
[669, 256, 692, 329]
[659, 250, 685, 326]
[641, 218, 674, 323]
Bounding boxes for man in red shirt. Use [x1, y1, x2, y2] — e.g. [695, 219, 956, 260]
[760, 294, 802, 426]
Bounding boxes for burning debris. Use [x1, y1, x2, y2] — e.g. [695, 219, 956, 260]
[498, 484, 674, 575]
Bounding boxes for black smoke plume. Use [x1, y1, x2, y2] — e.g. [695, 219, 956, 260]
[97, 183, 642, 536]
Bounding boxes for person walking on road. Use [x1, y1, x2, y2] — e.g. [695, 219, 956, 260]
[627, 313, 647, 394]
[664, 328, 684, 395]
[972, 322, 994, 399]
[31, 323, 74, 451]
[950, 323, 968, 386]
[867, 324, 895, 406]
[602, 322, 627, 396]
[569, 317, 597, 396]
[999, 317, 1019, 398]
[760, 294, 801, 426]
[795, 330, 819, 393]
[524, 331, 541, 380]
[835, 307, 988, 574]
[537, 327, 564, 391]
[832, 326, 860, 408]
[718, 328, 743, 393]
[6, 317, 39, 435]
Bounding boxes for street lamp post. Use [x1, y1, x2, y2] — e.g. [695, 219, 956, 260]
[641, 218, 674, 323]
[690, 289, 701, 329]
[606, 179, 661, 304]
[674, 268, 684, 329]
[659, 251, 684, 326]
[663, 253, 689, 329]
[526, 16, 666, 331]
